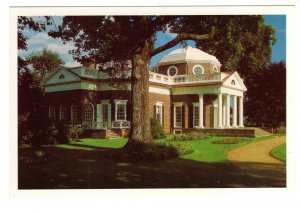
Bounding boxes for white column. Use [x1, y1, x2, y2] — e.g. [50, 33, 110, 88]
[232, 95, 237, 127]
[217, 94, 223, 129]
[225, 94, 231, 128]
[238, 96, 244, 127]
[199, 94, 204, 128]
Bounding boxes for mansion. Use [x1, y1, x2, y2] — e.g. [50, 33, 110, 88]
[42, 46, 248, 138]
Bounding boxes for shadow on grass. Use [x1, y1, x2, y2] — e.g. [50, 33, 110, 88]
[18, 146, 286, 189]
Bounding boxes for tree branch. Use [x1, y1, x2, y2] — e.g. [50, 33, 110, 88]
[151, 26, 215, 57]
[151, 34, 208, 57]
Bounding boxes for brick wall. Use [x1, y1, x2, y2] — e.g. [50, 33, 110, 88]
[149, 92, 171, 133]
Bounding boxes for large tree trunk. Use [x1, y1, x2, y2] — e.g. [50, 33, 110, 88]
[128, 41, 153, 145]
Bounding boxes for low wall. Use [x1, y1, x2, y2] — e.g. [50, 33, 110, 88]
[84, 129, 107, 139]
[182, 128, 256, 137]
[111, 129, 130, 138]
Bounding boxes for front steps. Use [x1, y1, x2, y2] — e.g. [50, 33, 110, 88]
[253, 128, 273, 137]
[106, 129, 122, 139]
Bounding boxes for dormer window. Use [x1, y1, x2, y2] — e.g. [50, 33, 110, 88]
[231, 80, 236, 85]
[213, 65, 219, 73]
[193, 65, 204, 75]
[59, 74, 65, 79]
[167, 66, 178, 76]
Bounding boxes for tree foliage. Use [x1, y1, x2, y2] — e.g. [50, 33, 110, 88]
[244, 61, 286, 127]
[26, 48, 65, 80]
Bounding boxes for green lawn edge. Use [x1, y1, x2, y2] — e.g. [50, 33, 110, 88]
[270, 143, 286, 162]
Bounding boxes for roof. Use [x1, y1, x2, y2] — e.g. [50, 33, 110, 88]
[157, 46, 221, 64]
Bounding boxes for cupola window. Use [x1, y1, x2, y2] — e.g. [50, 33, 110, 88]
[192, 65, 204, 75]
[213, 65, 219, 73]
[167, 66, 178, 76]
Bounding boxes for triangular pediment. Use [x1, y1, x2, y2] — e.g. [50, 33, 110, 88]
[222, 71, 247, 91]
[42, 67, 81, 85]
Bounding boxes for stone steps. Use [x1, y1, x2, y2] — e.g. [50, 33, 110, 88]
[106, 130, 122, 139]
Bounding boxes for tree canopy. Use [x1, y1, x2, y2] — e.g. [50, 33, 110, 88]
[26, 48, 65, 80]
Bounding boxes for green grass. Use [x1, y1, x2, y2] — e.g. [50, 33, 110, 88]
[45, 135, 275, 163]
[72, 138, 128, 148]
[271, 143, 286, 162]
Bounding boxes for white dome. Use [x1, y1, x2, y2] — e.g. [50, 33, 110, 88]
[158, 46, 220, 64]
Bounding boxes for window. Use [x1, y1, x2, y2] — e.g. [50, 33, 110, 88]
[59, 74, 65, 79]
[193, 105, 199, 127]
[213, 65, 219, 73]
[49, 105, 55, 121]
[84, 103, 94, 122]
[155, 103, 163, 125]
[167, 66, 178, 76]
[193, 65, 204, 75]
[231, 80, 236, 85]
[115, 100, 127, 121]
[59, 105, 66, 121]
[174, 106, 182, 128]
[71, 104, 78, 124]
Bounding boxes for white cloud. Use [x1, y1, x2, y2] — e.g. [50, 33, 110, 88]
[165, 25, 178, 39]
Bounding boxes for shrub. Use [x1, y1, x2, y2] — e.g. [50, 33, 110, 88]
[172, 133, 211, 141]
[150, 117, 166, 139]
[160, 141, 194, 155]
[67, 125, 84, 142]
[274, 125, 286, 134]
[55, 121, 69, 144]
[211, 137, 247, 144]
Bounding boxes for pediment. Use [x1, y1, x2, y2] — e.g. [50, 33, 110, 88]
[43, 67, 81, 85]
[222, 72, 247, 91]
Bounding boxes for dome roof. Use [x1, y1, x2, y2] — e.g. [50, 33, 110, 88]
[158, 46, 220, 64]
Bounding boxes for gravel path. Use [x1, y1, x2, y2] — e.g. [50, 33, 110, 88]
[227, 136, 286, 164]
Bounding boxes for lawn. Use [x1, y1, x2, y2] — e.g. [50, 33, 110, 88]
[271, 143, 286, 162]
[18, 135, 286, 188]
[61, 135, 274, 163]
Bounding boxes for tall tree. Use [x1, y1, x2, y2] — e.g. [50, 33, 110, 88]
[48, 15, 275, 146]
[26, 48, 65, 81]
[244, 61, 286, 127]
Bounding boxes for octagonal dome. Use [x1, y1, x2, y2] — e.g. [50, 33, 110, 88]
[158, 46, 220, 64]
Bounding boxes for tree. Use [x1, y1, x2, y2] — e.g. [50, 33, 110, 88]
[26, 48, 65, 81]
[48, 15, 275, 147]
[244, 61, 286, 127]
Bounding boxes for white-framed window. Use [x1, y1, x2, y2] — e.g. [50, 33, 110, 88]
[213, 65, 219, 73]
[59, 105, 67, 121]
[193, 103, 199, 127]
[49, 105, 56, 121]
[167, 65, 178, 76]
[173, 102, 183, 128]
[115, 100, 127, 121]
[71, 104, 78, 124]
[84, 103, 94, 122]
[155, 102, 163, 125]
[192, 64, 204, 75]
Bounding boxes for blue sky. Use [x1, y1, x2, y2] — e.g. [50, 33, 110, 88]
[18, 15, 286, 68]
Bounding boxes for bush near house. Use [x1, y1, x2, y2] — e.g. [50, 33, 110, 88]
[171, 133, 211, 142]
[211, 137, 249, 144]
[150, 117, 166, 139]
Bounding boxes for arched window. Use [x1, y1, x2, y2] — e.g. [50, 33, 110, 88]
[192, 65, 204, 75]
[49, 105, 56, 121]
[84, 103, 94, 122]
[231, 80, 236, 85]
[71, 104, 78, 124]
[167, 66, 178, 76]
[59, 74, 65, 79]
[59, 105, 67, 121]
[213, 65, 219, 73]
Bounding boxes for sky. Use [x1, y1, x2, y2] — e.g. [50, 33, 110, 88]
[18, 15, 286, 68]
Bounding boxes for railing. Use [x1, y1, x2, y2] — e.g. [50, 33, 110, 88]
[82, 121, 107, 129]
[112, 121, 131, 129]
[149, 71, 222, 85]
[174, 122, 182, 128]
